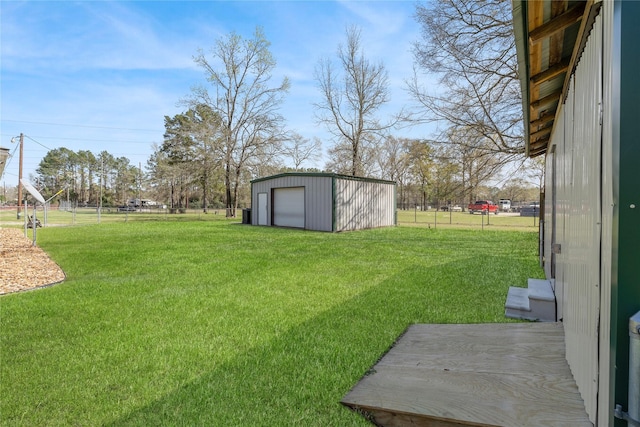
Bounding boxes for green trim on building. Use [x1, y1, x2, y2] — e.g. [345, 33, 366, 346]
[250, 172, 395, 186]
[611, 1, 640, 424]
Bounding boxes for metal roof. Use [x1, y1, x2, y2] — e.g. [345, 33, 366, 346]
[512, 0, 601, 157]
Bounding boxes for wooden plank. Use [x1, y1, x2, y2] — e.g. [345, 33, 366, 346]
[345, 366, 591, 427]
[531, 59, 570, 86]
[530, 112, 556, 129]
[530, 126, 553, 141]
[342, 323, 591, 427]
[548, 0, 568, 66]
[529, 3, 586, 45]
[530, 90, 562, 111]
[345, 406, 496, 427]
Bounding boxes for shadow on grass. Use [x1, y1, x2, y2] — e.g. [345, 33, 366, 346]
[106, 254, 531, 426]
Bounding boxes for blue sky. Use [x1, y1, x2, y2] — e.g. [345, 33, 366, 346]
[1, 0, 429, 185]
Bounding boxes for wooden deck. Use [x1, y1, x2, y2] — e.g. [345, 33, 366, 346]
[341, 323, 592, 427]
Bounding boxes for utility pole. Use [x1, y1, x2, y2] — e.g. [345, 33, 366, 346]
[98, 157, 103, 223]
[138, 162, 142, 209]
[13, 133, 24, 219]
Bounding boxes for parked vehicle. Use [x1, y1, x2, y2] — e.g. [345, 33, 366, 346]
[498, 199, 512, 212]
[468, 200, 499, 215]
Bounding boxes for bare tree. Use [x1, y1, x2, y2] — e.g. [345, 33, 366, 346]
[314, 26, 395, 177]
[283, 132, 322, 171]
[406, 140, 435, 210]
[408, 0, 524, 156]
[525, 156, 545, 191]
[377, 136, 412, 208]
[188, 27, 290, 217]
[377, 136, 409, 181]
[324, 138, 380, 177]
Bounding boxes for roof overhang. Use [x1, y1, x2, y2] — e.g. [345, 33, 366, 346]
[512, 0, 601, 158]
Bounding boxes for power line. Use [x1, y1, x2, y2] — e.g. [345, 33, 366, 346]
[16, 134, 160, 144]
[1, 119, 159, 133]
[24, 135, 53, 151]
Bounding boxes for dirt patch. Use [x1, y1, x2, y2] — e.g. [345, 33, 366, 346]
[0, 228, 66, 295]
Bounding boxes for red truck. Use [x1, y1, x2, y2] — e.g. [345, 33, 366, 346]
[468, 200, 499, 215]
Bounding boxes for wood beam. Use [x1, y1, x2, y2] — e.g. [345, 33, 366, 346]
[529, 2, 586, 45]
[530, 136, 549, 148]
[548, 0, 567, 65]
[529, 138, 549, 157]
[530, 126, 553, 141]
[531, 59, 570, 86]
[530, 90, 562, 112]
[530, 113, 556, 129]
[527, 1, 545, 111]
[529, 149, 546, 158]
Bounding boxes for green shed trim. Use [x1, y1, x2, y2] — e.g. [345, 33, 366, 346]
[611, 1, 640, 423]
[250, 172, 395, 186]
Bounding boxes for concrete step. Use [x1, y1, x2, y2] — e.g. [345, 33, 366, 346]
[527, 278, 556, 321]
[527, 278, 555, 301]
[505, 287, 535, 321]
[505, 279, 556, 322]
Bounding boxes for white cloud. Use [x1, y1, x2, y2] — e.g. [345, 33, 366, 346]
[1, 0, 432, 181]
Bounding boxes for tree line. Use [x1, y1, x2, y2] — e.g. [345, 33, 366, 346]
[32, 0, 537, 214]
[30, 133, 542, 211]
[35, 148, 140, 207]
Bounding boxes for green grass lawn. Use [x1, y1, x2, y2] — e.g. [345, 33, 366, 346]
[0, 222, 542, 426]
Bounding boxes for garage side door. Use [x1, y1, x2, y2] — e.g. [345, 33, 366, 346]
[273, 187, 305, 228]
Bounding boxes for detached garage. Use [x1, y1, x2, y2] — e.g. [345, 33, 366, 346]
[250, 173, 396, 232]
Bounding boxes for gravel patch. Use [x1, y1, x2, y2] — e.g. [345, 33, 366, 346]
[0, 228, 66, 295]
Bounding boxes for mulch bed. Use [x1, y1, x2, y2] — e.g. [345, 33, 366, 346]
[0, 228, 66, 295]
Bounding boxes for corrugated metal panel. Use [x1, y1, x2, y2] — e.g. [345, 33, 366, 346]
[251, 175, 333, 231]
[304, 177, 333, 231]
[334, 178, 395, 232]
[553, 14, 603, 422]
[251, 173, 395, 232]
[597, 2, 613, 424]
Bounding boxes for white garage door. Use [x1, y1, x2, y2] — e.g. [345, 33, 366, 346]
[273, 187, 305, 228]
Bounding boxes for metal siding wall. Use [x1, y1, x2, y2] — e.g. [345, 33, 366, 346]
[556, 15, 603, 423]
[251, 181, 264, 225]
[598, 3, 613, 424]
[334, 178, 395, 232]
[305, 177, 333, 232]
[251, 176, 333, 231]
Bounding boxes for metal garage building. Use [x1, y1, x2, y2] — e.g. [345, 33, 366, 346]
[250, 173, 396, 232]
